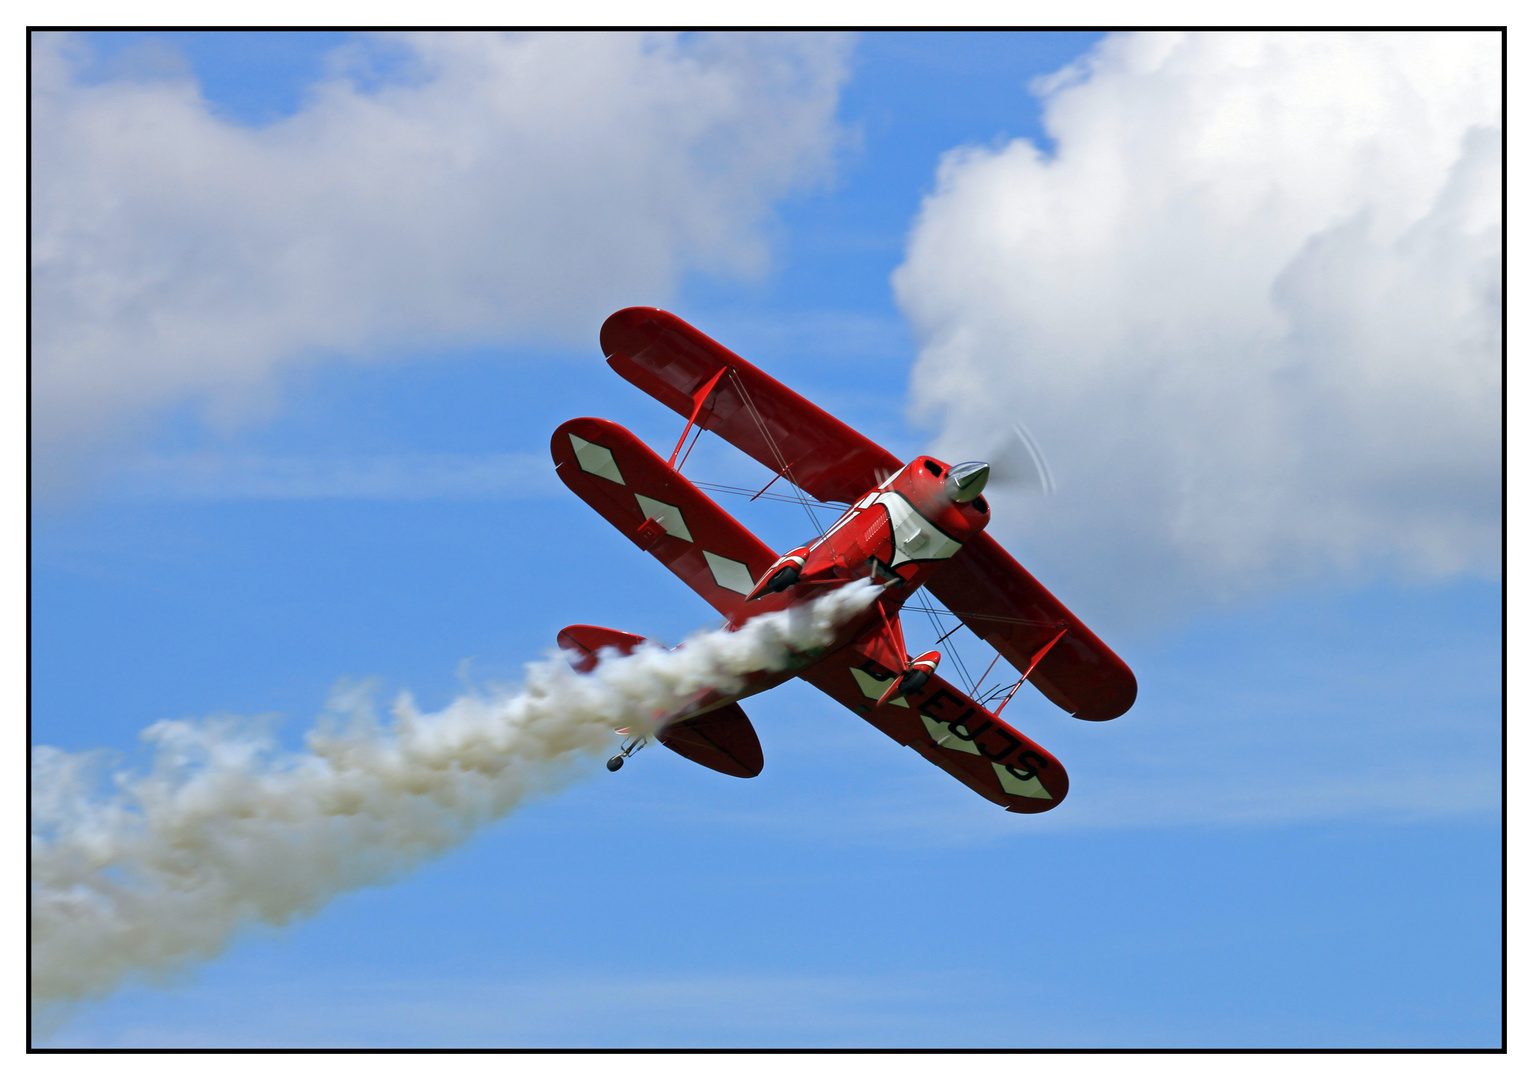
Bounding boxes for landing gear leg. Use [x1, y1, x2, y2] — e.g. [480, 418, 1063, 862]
[607, 733, 649, 774]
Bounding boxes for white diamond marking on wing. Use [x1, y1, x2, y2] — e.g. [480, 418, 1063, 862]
[634, 494, 692, 542]
[993, 762, 1052, 800]
[703, 551, 755, 595]
[569, 434, 625, 485]
[921, 713, 979, 753]
[850, 667, 907, 708]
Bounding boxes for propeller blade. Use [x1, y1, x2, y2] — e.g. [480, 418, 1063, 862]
[985, 422, 1056, 495]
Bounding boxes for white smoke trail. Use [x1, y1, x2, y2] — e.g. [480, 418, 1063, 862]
[30, 581, 882, 1007]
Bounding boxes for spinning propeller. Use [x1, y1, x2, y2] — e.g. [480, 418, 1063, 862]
[982, 422, 1056, 496]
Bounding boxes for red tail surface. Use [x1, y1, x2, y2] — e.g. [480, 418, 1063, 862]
[659, 703, 764, 778]
[557, 625, 645, 673]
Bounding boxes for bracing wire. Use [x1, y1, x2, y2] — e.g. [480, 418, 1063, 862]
[912, 586, 950, 675]
[899, 603, 1064, 631]
[914, 586, 979, 695]
[728, 369, 826, 535]
[691, 481, 849, 511]
[675, 424, 705, 472]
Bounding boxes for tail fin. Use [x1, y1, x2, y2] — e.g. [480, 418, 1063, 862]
[557, 624, 646, 673]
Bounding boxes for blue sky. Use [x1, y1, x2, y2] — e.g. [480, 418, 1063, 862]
[30, 31, 1502, 1048]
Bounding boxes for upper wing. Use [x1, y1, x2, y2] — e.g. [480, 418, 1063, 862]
[594, 307, 1135, 721]
[797, 636, 1069, 813]
[600, 307, 905, 505]
[925, 533, 1137, 721]
[552, 417, 777, 625]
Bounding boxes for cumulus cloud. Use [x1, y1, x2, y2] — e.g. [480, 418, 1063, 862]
[30, 31, 850, 482]
[894, 31, 1502, 620]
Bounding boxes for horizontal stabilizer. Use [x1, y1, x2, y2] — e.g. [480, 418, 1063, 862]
[557, 625, 646, 673]
[659, 703, 764, 778]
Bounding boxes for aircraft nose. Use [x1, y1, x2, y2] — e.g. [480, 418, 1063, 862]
[945, 461, 990, 503]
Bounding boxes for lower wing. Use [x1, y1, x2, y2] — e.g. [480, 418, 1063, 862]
[796, 637, 1069, 813]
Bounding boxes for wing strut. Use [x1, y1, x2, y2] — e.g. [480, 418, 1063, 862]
[667, 366, 728, 468]
[994, 626, 1069, 716]
[750, 458, 799, 501]
[872, 601, 914, 707]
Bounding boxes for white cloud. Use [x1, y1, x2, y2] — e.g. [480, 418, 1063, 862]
[30, 31, 851, 482]
[894, 31, 1502, 621]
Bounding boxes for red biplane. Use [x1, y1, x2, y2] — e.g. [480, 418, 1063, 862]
[552, 308, 1136, 813]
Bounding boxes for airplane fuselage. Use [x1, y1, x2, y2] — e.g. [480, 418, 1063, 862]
[801, 454, 991, 595]
[673, 454, 993, 722]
